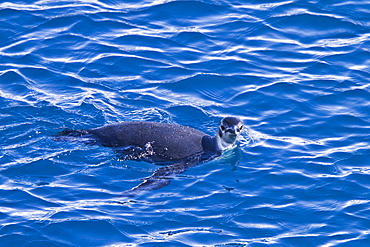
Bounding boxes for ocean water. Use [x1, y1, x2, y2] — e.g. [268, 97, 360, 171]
[1, 0, 370, 246]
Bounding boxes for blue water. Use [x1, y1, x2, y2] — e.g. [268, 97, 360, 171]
[1, 0, 370, 246]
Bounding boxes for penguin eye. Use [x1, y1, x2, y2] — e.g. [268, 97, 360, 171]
[220, 125, 226, 131]
[239, 125, 243, 130]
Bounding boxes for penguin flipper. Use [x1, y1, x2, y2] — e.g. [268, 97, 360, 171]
[119, 161, 197, 197]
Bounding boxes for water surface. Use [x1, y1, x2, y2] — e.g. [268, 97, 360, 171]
[1, 0, 370, 246]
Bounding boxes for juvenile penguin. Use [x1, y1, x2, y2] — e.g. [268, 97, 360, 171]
[57, 116, 243, 162]
[55, 117, 243, 195]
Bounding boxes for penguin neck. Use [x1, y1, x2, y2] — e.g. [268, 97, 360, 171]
[215, 133, 235, 151]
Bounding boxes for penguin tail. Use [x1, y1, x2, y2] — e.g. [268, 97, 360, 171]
[53, 128, 97, 144]
[54, 128, 89, 137]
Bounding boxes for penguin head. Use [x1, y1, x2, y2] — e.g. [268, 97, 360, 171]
[217, 117, 243, 150]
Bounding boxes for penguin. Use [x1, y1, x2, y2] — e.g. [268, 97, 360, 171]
[55, 117, 243, 195]
[57, 117, 243, 161]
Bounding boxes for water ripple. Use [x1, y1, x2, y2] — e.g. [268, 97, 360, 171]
[1, 0, 370, 246]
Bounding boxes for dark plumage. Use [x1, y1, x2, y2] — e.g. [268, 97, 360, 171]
[87, 121, 217, 161]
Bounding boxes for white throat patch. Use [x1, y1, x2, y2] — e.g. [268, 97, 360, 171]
[216, 133, 237, 151]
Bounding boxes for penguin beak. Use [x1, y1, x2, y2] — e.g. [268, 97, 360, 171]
[225, 128, 236, 135]
[226, 124, 243, 137]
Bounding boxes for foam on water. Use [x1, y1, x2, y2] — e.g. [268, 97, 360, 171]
[1, 0, 370, 246]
